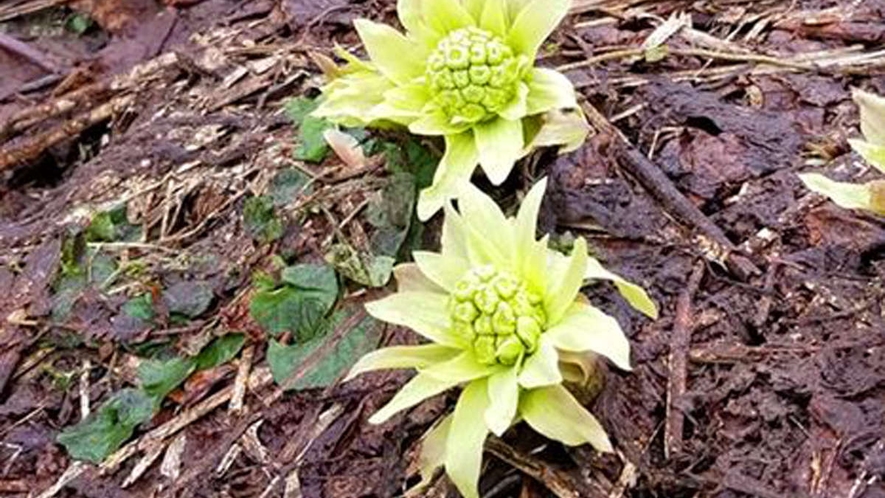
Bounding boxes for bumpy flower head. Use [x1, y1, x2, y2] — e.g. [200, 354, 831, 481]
[312, 0, 590, 221]
[426, 27, 524, 123]
[346, 179, 657, 498]
[801, 89, 885, 214]
[449, 265, 545, 365]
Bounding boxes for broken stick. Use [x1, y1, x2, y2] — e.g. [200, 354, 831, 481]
[581, 102, 760, 279]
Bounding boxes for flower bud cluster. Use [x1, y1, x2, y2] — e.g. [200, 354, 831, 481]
[449, 265, 546, 366]
[426, 27, 521, 123]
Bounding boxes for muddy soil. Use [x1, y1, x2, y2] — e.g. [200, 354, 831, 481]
[1, 0, 884, 497]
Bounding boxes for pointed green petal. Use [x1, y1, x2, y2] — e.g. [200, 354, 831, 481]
[850, 138, 885, 174]
[485, 366, 519, 436]
[410, 110, 470, 136]
[442, 203, 471, 262]
[545, 237, 589, 324]
[457, 182, 516, 268]
[379, 83, 431, 121]
[370, 373, 460, 424]
[585, 258, 658, 319]
[394, 263, 446, 293]
[417, 131, 479, 221]
[499, 82, 529, 121]
[423, 351, 500, 383]
[475, 117, 524, 185]
[526, 68, 578, 115]
[799, 173, 876, 213]
[515, 179, 548, 292]
[520, 384, 613, 451]
[854, 88, 885, 146]
[525, 108, 591, 153]
[463, 0, 484, 21]
[413, 251, 470, 292]
[445, 379, 490, 498]
[506, 0, 570, 58]
[480, 0, 508, 36]
[521, 236, 549, 295]
[515, 178, 546, 248]
[506, 0, 533, 23]
[545, 302, 631, 371]
[313, 70, 397, 126]
[354, 19, 425, 85]
[518, 340, 562, 388]
[346, 344, 461, 381]
[417, 414, 453, 487]
[424, 0, 476, 33]
[365, 292, 465, 348]
[397, 0, 443, 46]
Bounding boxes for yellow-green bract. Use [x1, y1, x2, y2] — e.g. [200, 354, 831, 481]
[312, 0, 589, 221]
[800, 89, 885, 214]
[346, 179, 657, 498]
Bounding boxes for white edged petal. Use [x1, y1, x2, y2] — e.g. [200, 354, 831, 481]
[520, 384, 613, 452]
[544, 302, 631, 371]
[444, 379, 490, 498]
[484, 366, 519, 436]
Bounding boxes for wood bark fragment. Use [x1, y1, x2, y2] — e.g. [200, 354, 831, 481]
[0, 95, 133, 173]
[485, 437, 608, 498]
[664, 261, 704, 458]
[581, 102, 761, 279]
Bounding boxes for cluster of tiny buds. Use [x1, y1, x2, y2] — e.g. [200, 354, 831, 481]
[448, 265, 546, 366]
[425, 27, 523, 123]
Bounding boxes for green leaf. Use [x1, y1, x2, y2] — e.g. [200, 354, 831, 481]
[86, 205, 140, 242]
[194, 334, 246, 371]
[367, 173, 416, 258]
[325, 244, 395, 288]
[267, 309, 383, 390]
[296, 115, 332, 162]
[66, 13, 93, 35]
[138, 357, 196, 402]
[243, 195, 284, 243]
[162, 280, 214, 318]
[122, 293, 154, 322]
[286, 96, 332, 162]
[268, 168, 313, 207]
[250, 265, 339, 341]
[280, 263, 339, 311]
[57, 389, 154, 463]
[284, 97, 321, 126]
[250, 287, 323, 339]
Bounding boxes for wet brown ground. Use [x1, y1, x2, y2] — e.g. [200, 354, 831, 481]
[1, 0, 884, 497]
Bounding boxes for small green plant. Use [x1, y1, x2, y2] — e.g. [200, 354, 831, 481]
[800, 89, 885, 214]
[312, 0, 589, 220]
[346, 179, 656, 498]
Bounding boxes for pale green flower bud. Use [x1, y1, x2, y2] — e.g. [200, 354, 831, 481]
[447, 266, 548, 366]
[495, 336, 523, 366]
[474, 336, 498, 365]
[516, 316, 541, 353]
[492, 302, 516, 335]
[452, 301, 479, 323]
[425, 27, 521, 123]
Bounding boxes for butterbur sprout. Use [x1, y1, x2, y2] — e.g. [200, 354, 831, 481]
[800, 89, 885, 214]
[312, 0, 590, 220]
[346, 179, 657, 498]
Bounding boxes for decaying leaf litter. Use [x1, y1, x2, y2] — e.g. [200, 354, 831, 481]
[1, 0, 884, 496]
